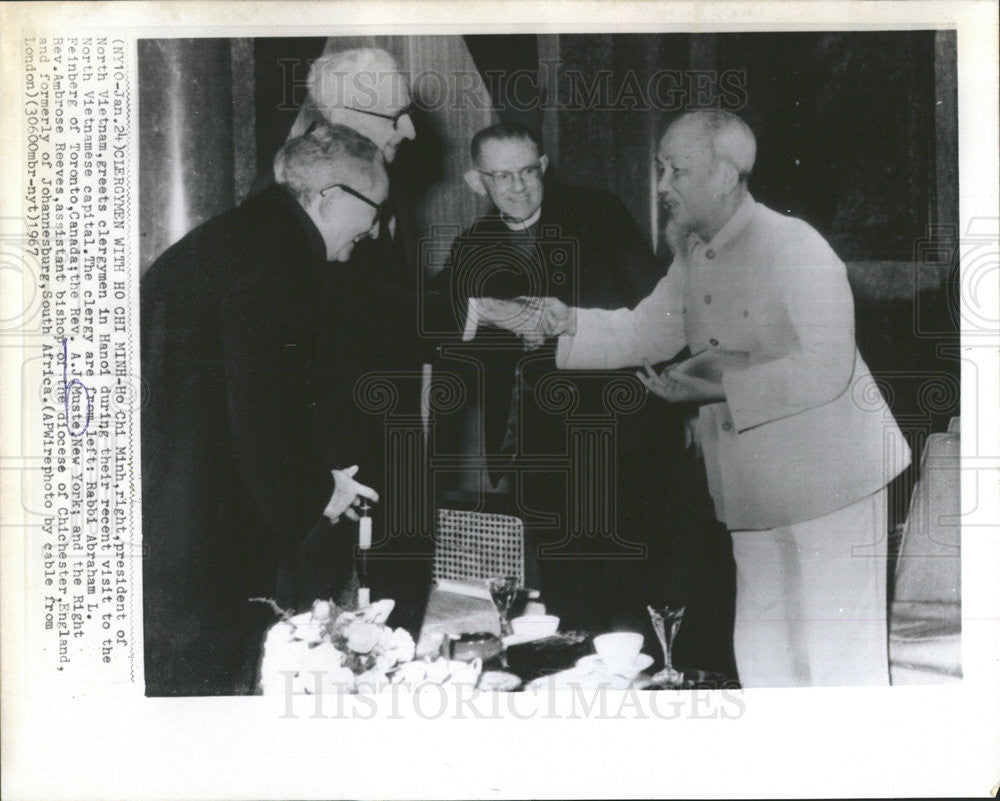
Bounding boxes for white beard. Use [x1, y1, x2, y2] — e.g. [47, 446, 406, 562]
[663, 218, 695, 259]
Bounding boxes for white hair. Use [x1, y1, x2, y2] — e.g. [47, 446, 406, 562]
[672, 110, 757, 180]
[306, 48, 407, 116]
[273, 122, 381, 204]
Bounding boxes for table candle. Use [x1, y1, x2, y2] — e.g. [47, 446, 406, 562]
[359, 514, 372, 550]
[357, 502, 371, 609]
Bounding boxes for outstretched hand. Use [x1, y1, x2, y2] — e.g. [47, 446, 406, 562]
[637, 359, 726, 404]
[324, 465, 379, 525]
[670, 348, 749, 384]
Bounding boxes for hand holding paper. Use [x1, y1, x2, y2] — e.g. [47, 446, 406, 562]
[465, 296, 575, 348]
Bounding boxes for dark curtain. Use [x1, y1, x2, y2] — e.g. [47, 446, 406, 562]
[463, 34, 544, 137]
[716, 30, 938, 262]
[252, 38, 327, 180]
[138, 39, 238, 274]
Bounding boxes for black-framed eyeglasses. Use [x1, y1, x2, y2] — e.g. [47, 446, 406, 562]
[318, 183, 389, 227]
[477, 164, 544, 189]
[341, 102, 416, 129]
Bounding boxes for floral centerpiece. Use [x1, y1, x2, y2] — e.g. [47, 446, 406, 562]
[258, 598, 417, 695]
[258, 597, 494, 694]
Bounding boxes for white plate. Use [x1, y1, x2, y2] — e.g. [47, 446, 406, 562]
[576, 652, 654, 679]
[478, 671, 523, 692]
[527, 667, 618, 691]
[525, 653, 655, 692]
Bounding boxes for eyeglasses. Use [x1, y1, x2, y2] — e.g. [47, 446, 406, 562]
[341, 102, 416, 130]
[318, 183, 389, 228]
[477, 164, 544, 190]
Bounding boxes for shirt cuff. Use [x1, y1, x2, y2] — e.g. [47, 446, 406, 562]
[555, 333, 575, 369]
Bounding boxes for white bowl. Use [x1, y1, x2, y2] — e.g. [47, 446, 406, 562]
[510, 614, 560, 639]
[593, 632, 644, 676]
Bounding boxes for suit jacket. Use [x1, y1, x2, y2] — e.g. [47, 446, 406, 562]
[141, 186, 361, 694]
[252, 160, 432, 628]
[428, 183, 663, 471]
[303, 226, 432, 636]
[557, 194, 912, 530]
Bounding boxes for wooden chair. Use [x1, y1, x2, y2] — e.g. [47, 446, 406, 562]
[433, 508, 525, 587]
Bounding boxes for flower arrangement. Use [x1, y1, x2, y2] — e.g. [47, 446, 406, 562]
[258, 598, 417, 695]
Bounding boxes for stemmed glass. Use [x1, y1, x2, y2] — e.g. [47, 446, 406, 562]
[488, 575, 520, 637]
[648, 604, 686, 688]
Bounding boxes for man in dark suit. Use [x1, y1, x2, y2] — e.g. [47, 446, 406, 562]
[428, 121, 680, 632]
[141, 123, 391, 695]
[245, 48, 432, 641]
[284, 48, 432, 631]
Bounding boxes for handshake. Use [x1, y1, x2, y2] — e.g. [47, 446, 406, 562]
[467, 295, 748, 405]
[466, 296, 576, 350]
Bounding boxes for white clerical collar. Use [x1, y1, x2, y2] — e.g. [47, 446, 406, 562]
[501, 206, 542, 231]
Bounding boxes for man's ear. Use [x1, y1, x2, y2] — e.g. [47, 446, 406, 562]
[539, 154, 550, 176]
[717, 161, 740, 195]
[301, 191, 325, 225]
[300, 191, 330, 252]
[464, 168, 488, 196]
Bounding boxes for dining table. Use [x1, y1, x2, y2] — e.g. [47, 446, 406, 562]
[410, 578, 734, 690]
[416, 581, 500, 649]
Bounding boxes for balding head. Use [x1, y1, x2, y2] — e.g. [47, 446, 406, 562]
[668, 110, 756, 182]
[296, 48, 416, 162]
[307, 48, 408, 113]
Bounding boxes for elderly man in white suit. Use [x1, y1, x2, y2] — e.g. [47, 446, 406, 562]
[481, 110, 911, 687]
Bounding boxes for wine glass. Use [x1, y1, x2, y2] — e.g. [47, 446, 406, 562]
[647, 604, 686, 688]
[488, 575, 520, 637]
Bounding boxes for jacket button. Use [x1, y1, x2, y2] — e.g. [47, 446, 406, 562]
[706, 249, 716, 259]
[722, 421, 733, 432]
[709, 338, 719, 346]
[704, 294, 712, 304]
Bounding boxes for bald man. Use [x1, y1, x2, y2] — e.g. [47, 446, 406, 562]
[482, 110, 911, 687]
[293, 48, 417, 163]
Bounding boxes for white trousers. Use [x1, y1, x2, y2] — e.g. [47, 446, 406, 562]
[730, 488, 890, 688]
